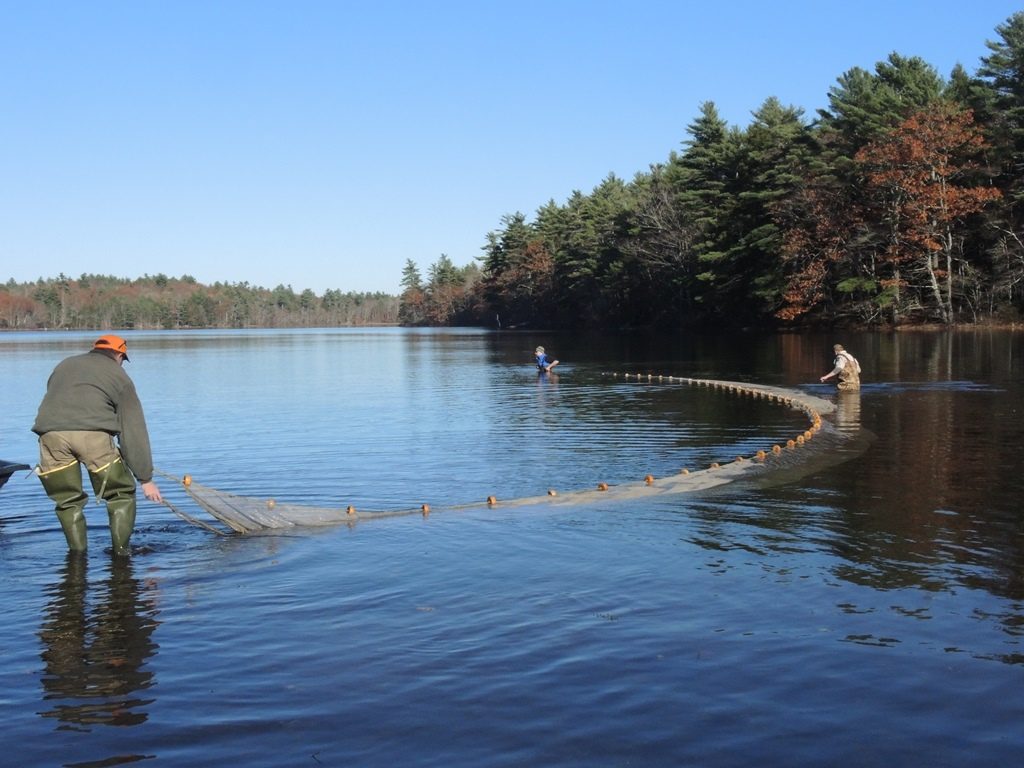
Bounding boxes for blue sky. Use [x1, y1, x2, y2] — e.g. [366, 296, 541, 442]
[2, 1, 1021, 295]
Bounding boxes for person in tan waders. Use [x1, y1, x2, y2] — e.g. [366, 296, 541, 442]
[32, 334, 162, 556]
[820, 343, 861, 391]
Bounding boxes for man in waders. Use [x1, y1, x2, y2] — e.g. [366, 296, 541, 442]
[820, 343, 861, 391]
[32, 334, 162, 556]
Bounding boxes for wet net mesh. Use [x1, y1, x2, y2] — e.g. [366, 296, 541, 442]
[156, 471, 421, 534]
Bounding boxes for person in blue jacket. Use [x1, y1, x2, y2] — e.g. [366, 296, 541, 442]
[535, 346, 559, 372]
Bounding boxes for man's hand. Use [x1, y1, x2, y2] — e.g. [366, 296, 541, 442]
[141, 480, 162, 503]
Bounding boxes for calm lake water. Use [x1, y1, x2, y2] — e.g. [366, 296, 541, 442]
[1, 327, 1023, 767]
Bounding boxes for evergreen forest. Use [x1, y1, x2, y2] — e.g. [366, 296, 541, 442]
[401, 12, 1024, 330]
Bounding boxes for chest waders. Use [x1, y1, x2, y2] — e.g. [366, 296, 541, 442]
[836, 353, 861, 391]
[37, 457, 137, 555]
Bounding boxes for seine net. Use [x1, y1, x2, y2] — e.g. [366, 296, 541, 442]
[156, 471, 423, 534]
[155, 380, 842, 535]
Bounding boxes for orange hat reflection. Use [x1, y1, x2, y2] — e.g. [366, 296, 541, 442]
[93, 334, 129, 361]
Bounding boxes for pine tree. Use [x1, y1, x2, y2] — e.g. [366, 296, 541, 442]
[977, 11, 1024, 211]
[727, 97, 815, 318]
[668, 101, 742, 318]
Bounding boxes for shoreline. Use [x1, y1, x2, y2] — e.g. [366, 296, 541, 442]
[3, 320, 1022, 334]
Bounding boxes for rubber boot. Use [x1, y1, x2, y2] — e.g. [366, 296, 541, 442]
[89, 459, 137, 557]
[38, 462, 89, 551]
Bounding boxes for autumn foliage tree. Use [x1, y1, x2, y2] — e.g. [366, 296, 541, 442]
[776, 182, 866, 322]
[854, 102, 1001, 323]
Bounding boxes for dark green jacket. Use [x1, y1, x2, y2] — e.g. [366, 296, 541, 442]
[32, 350, 155, 482]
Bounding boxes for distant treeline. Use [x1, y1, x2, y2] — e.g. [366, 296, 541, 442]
[401, 12, 1024, 330]
[0, 274, 398, 329]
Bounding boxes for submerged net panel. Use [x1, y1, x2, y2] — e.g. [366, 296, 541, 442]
[157, 471, 423, 534]
[183, 480, 359, 532]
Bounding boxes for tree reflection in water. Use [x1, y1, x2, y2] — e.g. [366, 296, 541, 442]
[38, 553, 160, 731]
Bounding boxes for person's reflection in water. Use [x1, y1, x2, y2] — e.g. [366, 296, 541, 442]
[834, 390, 862, 437]
[38, 553, 160, 731]
[537, 369, 559, 387]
